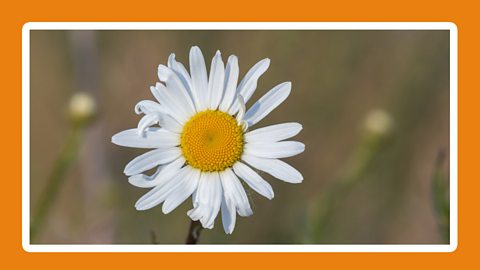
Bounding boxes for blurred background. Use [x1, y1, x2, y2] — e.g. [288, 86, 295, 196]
[30, 30, 450, 244]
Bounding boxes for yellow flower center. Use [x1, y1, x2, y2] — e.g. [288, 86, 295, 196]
[180, 110, 244, 172]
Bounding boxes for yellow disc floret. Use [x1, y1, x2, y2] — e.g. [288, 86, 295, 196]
[181, 110, 244, 172]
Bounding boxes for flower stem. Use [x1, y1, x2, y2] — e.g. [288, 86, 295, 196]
[185, 220, 202, 244]
[30, 123, 83, 242]
[308, 111, 393, 242]
[432, 150, 450, 243]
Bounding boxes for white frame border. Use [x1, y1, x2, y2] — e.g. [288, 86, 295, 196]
[22, 22, 458, 253]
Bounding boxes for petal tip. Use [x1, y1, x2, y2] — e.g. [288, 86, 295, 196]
[167, 53, 176, 67]
[281, 81, 292, 92]
[111, 134, 118, 144]
[161, 204, 171, 214]
[242, 208, 254, 217]
[291, 175, 304, 184]
[134, 203, 146, 211]
[299, 142, 306, 152]
[190, 46, 202, 54]
[224, 226, 234, 234]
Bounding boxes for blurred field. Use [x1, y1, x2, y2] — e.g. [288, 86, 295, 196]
[30, 30, 450, 244]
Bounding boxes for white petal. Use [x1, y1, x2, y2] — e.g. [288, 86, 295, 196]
[235, 94, 246, 123]
[245, 122, 302, 143]
[134, 165, 190, 210]
[134, 100, 163, 115]
[158, 65, 196, 117]
[228, 58, 270, 115]
[208, 51, 225, 110]
[157, 64, 170, 82]
[187, 174, 208, 221]
[112, 128, 179, 149]
[157, 113, 183, 134]
[219, 55, 239, 112]
[205, 174, 223, 227]
[189, 46, 208, 111]
[220, 168, 253, 216]
[150, 85, 164, 104]
[128, 157, 185, 188]
[232, 162, 274, 200]
[244, 82, 291, 126]
[128, 166, 161, 188]
[150, 85, 166, 105]
[155, 82, 190, 122]
[124, 147, 181, 176]
[221, 196, 236, 234]
[242, 154, 303, 184]
[137, 114, 159, 135]
[187, 172, 222, 229]
[135, 184, 167, 211]
[244, 141, 305, 159]
[168, 54, 194, 103]
[187, 203, 201, 221]
[151, 84, 187, 124]
[162, 168, 200, 214]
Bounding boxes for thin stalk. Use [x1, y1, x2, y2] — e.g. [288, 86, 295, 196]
[432, 150, 450, 243]
[30, 123, 83, 242]
[185, 220, 203, 244]
[309, 131, 389, 242]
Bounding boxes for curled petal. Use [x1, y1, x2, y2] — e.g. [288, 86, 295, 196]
[137, 114, 159, 135]
[134, 100, 163, 115]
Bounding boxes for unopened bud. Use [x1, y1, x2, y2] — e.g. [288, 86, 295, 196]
[364, 109, 393, 136]
[69, 92, 96, 123]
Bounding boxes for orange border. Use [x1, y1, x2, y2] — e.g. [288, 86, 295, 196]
[6, 0, 477, 268]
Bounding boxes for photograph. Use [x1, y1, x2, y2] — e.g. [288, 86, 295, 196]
[26, 25, 452, 247]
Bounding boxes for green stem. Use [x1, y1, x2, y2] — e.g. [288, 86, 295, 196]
[309, 132, 386, 242]
[432, 150, 450, 243]
[30, 123, 83, 242]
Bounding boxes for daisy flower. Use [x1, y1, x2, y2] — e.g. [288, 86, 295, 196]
[112, 46, 305, 234]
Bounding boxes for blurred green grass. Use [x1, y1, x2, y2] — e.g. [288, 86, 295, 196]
[30, 30, 450, 244]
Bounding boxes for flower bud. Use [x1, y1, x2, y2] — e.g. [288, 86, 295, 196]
[364, 109, 393, 137]
[69, 92, 96, 124]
